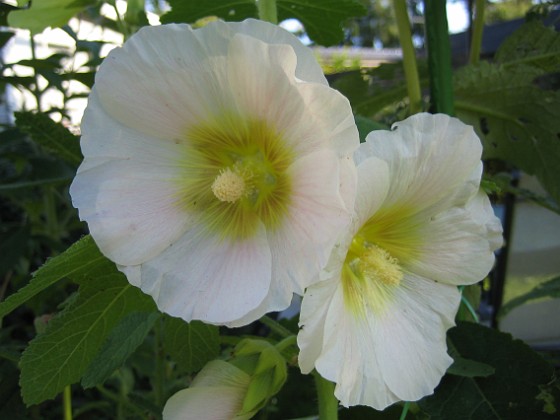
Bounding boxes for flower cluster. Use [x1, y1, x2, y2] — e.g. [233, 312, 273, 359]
[71, 19, 502, 417]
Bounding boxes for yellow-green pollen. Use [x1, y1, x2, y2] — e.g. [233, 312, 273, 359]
[175, 113, 293, 240]
[342, 234, 404, 318]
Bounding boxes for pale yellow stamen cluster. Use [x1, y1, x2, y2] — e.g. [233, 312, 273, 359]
[360, 244, 403, 286]
[211, 168, 247, 203]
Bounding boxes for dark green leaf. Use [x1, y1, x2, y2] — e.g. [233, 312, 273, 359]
[19, 272, 156, 405]
[81, 312, 160, 388]
[277, 0, 366, 46]
[161, 0, 365, 46]
[162, 315, 220, 374]
[161, 0, 257, 24]
[0, 360, 26, 420]
[15, 111, 82, 166]
[0, 236, 103, 319]
[0, 226, 29, 274]
[419, 322, 557, 419]
[354, 115, 388, 143]
[499, 276, 560, 319]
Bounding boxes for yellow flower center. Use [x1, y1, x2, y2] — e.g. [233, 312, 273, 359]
[175, 113, 294, 240]
[360, 244, 403, 286]
[342, 235, 404, 318]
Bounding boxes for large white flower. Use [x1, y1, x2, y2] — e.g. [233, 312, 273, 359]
[70, 19, 359, 326]
[297, 113, 503, 409]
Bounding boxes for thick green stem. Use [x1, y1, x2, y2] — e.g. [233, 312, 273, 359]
[257, 0, 278, 24]
[313, 371, 338, 420]
[399, 401, 410, 420]
[424, 0, 454, 115]
[469, 0, 486, 65]
[63, 385, 72, 420]
[260, 315, 293, 338]
[393, 0, 422, 114]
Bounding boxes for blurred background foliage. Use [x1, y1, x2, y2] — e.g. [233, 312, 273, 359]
[0, 0, 559, 419]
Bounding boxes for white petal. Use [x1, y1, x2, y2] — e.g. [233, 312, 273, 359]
[361, 113, 483, 212]
[269, 150, 353, 294]
[121, 224, 272, 325]
[354, 156, 390, 226]
[227, 19, 327, 85]
[465, 190, 504, 251]
[163, 387, 252, 420]
[191, 360, 251, 388]
[406, 202, 500, 285]
[300, 273, 459, 409]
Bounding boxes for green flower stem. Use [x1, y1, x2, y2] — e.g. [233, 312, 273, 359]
[399, 401, 410, 420]
[393, 0, 422, 114]
[257, 0, 278, 24]
[275, 335, 297, 352]
[424, 0, 454, 115]
[313, 371, 338, 420]
[469, 0, 486, 65]
[63, 385, 72, 420]
[260, 315, 293, 338]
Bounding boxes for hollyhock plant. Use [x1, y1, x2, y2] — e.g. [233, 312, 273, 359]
[297, 113, 503, 409]
[70, 19, 359, 326]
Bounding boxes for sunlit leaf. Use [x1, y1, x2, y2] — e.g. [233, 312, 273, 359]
[7, 0, 96, 34]
[455, 21, 560, 204]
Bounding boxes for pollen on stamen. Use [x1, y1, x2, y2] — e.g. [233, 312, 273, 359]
[361, 244, 403, 286]
[211, 168, 247, 203]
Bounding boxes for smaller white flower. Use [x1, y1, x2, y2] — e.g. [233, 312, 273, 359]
[163, 360, 254, 420]
[297, 113, 503, 409]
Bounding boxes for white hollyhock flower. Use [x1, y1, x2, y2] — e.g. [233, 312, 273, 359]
[297, 113, 503, 409]
[70, 19, 359, 326]
[163, 360, 254, 420]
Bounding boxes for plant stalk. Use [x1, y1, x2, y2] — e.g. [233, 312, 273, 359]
[424, 0, 454, 115]
[469, 0, 486, 65]
[313, 371, 338, 420]
[258, 0, 278, 24]
[63, 385, 72, 420]
[393, 0, 422, 114]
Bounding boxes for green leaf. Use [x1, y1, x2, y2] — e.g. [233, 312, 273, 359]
[456, 284, 481, 322]
[419, 322, 557, 419]
[454, 21, 560, 204]
[19, 273, 156, 405]
[160, 0, 257, 25]
[162, 315, 220, 374]
[499, 275, 560, 319]
[15, 111, 82, 166]
[7, 0, 95, 33]
[0, 236, 104, 319]
[161, 0, 365, 46]
[276, 0, 366, 46]
[81, 312, 160, 388]
[354, 115, 388, 143]
[447, 357, 495, 378]
[332, 62, 429, 118]
[495, 21, 560, 72]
